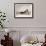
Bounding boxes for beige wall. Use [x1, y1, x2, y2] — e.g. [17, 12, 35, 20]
[0, 0, 46, 27]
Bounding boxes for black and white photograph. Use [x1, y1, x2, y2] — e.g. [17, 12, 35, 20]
[14, 3, 33, 18]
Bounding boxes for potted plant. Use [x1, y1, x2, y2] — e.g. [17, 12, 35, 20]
[0, 10, 6, 28]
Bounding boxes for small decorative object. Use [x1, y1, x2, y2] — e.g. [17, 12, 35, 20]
[5, 29, 10, 36]
[0, 10, 6, 28]
[14, 3, 33, 18]
[5, 29, 10, 33]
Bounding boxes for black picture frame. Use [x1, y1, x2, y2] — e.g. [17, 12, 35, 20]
[14, 3, 33, 18]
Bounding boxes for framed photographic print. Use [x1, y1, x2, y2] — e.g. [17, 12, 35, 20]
[14, 3, 33, 18]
